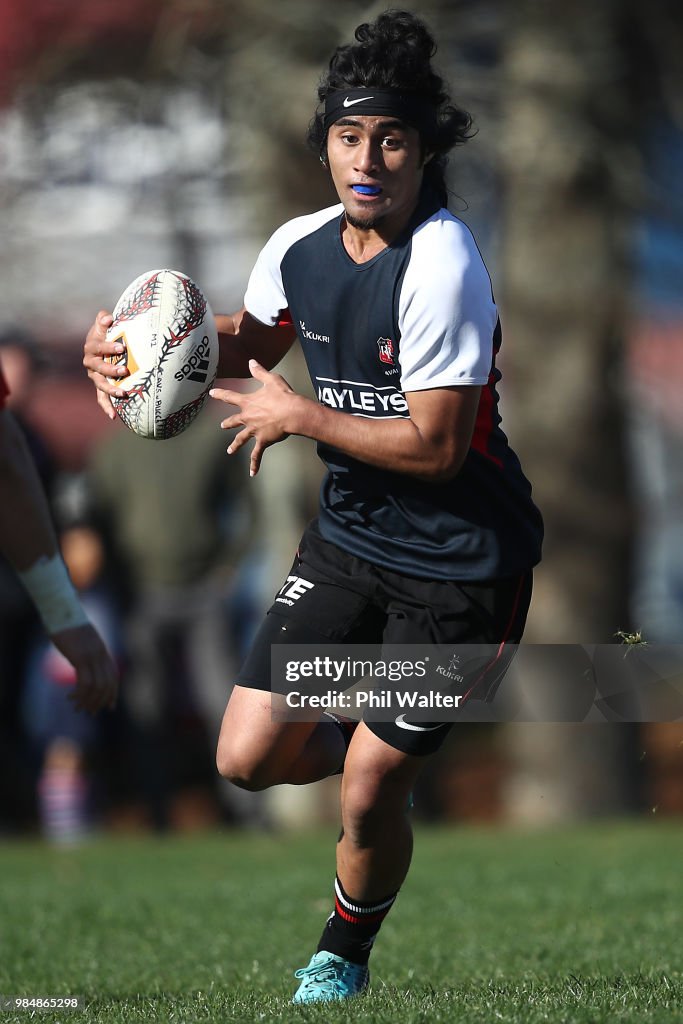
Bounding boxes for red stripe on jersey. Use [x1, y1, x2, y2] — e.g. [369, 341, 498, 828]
[276, 307, 293, 328]
[470, 372, 502, 467]
[460, 572, 527, 704]
[0, 366, 9, 409]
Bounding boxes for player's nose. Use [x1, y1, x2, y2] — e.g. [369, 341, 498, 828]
[354, 139, 381, 174]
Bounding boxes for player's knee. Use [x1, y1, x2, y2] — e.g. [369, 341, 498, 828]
[215, 740, 274, 792]
[215, 721, 292, 790]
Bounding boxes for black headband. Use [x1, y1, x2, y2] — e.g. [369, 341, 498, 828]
[322, 88, 436, 134]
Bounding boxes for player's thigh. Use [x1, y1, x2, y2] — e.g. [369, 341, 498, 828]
[234, 540, 382, 697]
[216, 682, 320, 783]
[365, 570, 533, 757]
[217, 555, 380, 780]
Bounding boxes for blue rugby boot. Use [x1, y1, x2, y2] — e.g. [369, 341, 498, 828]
[292, 951, 369, 1003]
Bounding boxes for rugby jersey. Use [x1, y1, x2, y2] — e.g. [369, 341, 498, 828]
[244, 188, 543, 580]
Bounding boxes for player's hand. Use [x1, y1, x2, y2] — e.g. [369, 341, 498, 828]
[51, 623, 119, 714]
[211, 359, 302, 476]
[83, 311, 128, 420]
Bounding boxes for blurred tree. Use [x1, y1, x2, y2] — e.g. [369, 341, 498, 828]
[498, 0, 634, 642]
[495, 0, 683, 819]
[497, 0, 683, 643]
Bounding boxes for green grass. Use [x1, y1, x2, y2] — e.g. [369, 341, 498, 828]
[0, 821, 681, 1022]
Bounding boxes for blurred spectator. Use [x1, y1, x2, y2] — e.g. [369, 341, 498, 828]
[22, 483, 122, 844]
[88, 403, 270, 830]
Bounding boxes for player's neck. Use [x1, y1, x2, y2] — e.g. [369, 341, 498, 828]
[340, 203, 417, 264]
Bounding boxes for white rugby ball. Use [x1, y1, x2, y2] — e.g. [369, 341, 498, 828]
[105, 268, 218, 439]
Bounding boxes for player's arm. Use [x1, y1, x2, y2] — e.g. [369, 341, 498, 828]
[297, 384, 481, 481]
[212, 360, 480, 481]
[83, 307, 296, 420]
[215, 309, 296, 377]
[0, 408, 118, 711]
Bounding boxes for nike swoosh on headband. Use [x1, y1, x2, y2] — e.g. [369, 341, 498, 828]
[343, 96, 375, 107]
[394, 715, 446, 733]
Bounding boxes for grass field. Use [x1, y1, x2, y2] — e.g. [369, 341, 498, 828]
[0, 820, 681, 1023]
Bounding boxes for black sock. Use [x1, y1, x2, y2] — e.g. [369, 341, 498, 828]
[317, 875, 398, 965]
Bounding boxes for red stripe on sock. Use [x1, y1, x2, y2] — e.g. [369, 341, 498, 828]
[335, 898, 391, 925]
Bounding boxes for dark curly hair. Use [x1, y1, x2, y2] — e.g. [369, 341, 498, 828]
[308, 9, 473, 207]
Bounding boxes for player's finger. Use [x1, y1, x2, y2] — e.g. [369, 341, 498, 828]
[86, 368, 127, 395]
[209, 387, 241, 406]
[83, 350, 127, 375]
[77, 670, 99, 714]
[99, 392, 119, 421]
[87, 363, 127, 385]
[227, 427, 251, 455]
[96, 387, 117, 420]
[89, 370, 127, 399]
[250, 441, 264, 476]
[84, 348, 127, 388]
[88, 342, 127, 364]
[250, 360, 287, 390]
[77, 660, 109, 715]
[84, 311, 115, 350]
[248, 359, 269, 380]
[92, 655, 118, 713]
[220, 414, 245, 430]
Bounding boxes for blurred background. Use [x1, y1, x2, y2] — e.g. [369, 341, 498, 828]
[1, 0, 682, 844]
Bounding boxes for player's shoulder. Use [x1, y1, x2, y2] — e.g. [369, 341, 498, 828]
[263, 204, 343, 259]
[408, 206, 492, 290]
[413, 206, 483, 262]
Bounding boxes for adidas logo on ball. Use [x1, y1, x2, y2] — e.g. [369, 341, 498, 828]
[174, 335, 213, 384]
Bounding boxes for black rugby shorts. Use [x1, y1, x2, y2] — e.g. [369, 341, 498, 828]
[237, 520, 532, 756]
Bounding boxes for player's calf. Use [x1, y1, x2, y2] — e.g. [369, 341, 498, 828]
[340, 727, 419, 844]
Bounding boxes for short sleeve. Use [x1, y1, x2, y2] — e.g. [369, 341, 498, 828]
[243, 228, 289, 328]
[398, 213, 497, 392]
[244, 205, 343, 328]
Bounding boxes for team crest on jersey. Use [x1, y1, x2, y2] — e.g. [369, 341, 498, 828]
[377, 337, 395, 366]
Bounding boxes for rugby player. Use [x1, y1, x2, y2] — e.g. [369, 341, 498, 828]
[84, 9, 542, 1001]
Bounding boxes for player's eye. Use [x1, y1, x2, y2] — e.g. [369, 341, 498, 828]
[341, 133, 359, 145]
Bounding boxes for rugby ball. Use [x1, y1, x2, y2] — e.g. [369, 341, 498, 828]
[105, 269, 218, 439]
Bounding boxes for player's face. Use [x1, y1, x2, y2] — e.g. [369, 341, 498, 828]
[326, 117, 426, 235]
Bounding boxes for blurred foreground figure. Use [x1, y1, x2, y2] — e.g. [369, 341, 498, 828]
[0, 328, 55, 830]
[0, 361, 118, 718]
[83, 10, 542, 1003]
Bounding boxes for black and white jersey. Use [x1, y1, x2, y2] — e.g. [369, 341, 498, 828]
[244, 188, 543, 580]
